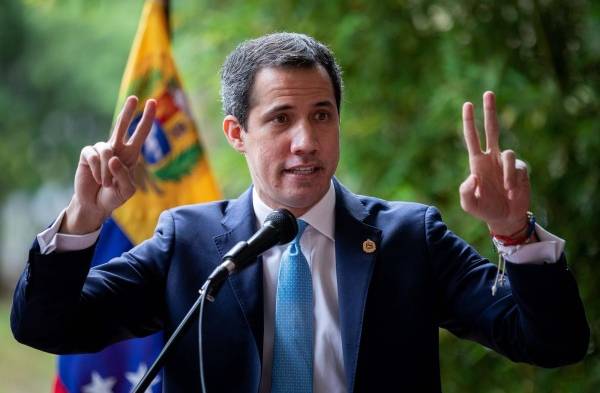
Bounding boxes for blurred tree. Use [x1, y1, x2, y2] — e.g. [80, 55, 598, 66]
[1, 0, 598, 391]
[0, 0, 143, 202]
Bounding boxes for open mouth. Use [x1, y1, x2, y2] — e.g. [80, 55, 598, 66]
[284, 166, 322, 175]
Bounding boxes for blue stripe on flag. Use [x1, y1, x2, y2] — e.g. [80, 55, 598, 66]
[56, 218, 163, 393]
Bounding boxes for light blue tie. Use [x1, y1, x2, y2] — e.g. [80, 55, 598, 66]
[271, 219, 313, 393]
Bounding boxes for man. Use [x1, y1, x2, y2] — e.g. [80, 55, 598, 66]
[11, 33, 589, 392]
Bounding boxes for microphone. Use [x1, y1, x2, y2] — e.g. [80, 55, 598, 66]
[203, 208, 298, 299]
[223, 208, 298, 270]
[132, 210, 297, 393]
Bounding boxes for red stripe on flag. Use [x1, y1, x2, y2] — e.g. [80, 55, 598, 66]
[52, 375, 69, 393]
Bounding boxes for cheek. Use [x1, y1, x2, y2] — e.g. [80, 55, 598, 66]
[253, 146, 279, 178]
[261, 138, 289, 161]
[324, 133, 340, 160]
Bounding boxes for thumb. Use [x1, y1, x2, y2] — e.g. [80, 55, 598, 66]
[459, 174, 479, 213]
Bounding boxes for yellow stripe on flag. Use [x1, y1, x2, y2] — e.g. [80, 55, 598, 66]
[112, 0, 221, 245]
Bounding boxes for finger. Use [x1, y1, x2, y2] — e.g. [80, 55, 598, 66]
[459, 174, 479, 213]
[510, 161, 530, 201]
[128, 99, 157, 151]
[515, 158, 528, 172]
[110, 96, 139, 148]
[483, 91, 501, 152]
[515, 159, 529, 183]
[108, 157, 136, 202]
[501, 150, 517, 190]
[462, 102, 482, 159]
[80, 146, 102, 185]
[93, 142, 114, 188]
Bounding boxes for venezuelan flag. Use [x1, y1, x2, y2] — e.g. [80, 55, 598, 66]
[53, 1, 220, 392]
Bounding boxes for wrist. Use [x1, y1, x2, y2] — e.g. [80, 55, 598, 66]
[59, 197, 106, 235]
[489, 212, 537, 246]
[488, 218, 528, 238]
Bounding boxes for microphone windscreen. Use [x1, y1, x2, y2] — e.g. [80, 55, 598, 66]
[265, 209, 298, 244]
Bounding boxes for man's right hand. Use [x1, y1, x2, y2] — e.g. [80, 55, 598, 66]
[60, 96, 156, 235]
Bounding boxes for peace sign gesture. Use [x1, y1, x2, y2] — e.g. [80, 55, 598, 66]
[61, 96, 156, 234]
[459, 91, 530, 237]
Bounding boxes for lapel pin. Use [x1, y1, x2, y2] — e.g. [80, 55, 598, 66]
[362, 239, 376, 254]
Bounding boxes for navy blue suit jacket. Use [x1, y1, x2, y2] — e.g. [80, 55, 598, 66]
[11, 180, 589, 392]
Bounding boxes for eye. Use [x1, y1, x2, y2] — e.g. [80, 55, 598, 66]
[273, 114, 288, 124]
[314, 111, 330, 121]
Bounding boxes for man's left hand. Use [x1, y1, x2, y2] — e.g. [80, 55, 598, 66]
[459, 91, 531, 237]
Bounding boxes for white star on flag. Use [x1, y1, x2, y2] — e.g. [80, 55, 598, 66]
[126, 363, 161, 393]
[82, 371, 116, 393]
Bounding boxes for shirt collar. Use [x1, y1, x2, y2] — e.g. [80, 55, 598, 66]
[252, 181, 336, 241]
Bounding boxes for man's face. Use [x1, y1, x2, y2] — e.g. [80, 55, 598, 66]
[224, 65, 340, 217]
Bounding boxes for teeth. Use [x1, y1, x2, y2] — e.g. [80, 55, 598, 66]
[288, 167, 316, 174]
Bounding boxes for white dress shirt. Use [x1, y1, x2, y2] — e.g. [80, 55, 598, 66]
[253, 183, 346, 393]
[38, 182, 566, 393]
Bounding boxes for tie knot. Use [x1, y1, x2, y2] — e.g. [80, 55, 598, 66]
[294, 219, 308, 243]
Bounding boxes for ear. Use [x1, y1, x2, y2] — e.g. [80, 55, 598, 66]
[223, 115, 246, 153]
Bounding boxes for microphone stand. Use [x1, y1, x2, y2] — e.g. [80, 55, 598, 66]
[131, 261, 232, 393]
[131, 208, 296, 392]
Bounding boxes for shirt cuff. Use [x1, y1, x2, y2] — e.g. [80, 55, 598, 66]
[494, 223, 565, 265]
[37, 208, 102, 254]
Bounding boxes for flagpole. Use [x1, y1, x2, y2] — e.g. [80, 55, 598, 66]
[163, 0, 171, 38]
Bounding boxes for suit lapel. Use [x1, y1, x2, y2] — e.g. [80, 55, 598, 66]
[213, 187, 264, 361]
[333, 179, 381, 392]
[212, 181, 380, 392]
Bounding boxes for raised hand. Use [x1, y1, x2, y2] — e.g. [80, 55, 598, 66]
[61, 96, 156, 234]
[459, 91, 530, 237]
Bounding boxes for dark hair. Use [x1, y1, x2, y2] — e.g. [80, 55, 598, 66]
[220, 32, 343, 129]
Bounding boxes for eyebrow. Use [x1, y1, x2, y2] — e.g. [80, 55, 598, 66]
[314, 100, 335, 108]
[265, 104, 293, 114]
[264, 100, 335, 116]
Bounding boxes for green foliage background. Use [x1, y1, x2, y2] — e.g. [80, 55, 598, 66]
[1, 0, 598, 391]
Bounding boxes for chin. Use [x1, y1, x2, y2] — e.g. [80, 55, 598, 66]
[283, 190, 325, 211]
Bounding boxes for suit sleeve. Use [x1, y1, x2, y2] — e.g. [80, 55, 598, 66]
[10, 210, 175, 354]
[426, 206, 589, 367]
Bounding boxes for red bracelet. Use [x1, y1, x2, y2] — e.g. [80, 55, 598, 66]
[490, 212, 536, 246]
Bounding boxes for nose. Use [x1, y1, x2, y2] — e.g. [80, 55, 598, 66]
[290, 119, 318, 155]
